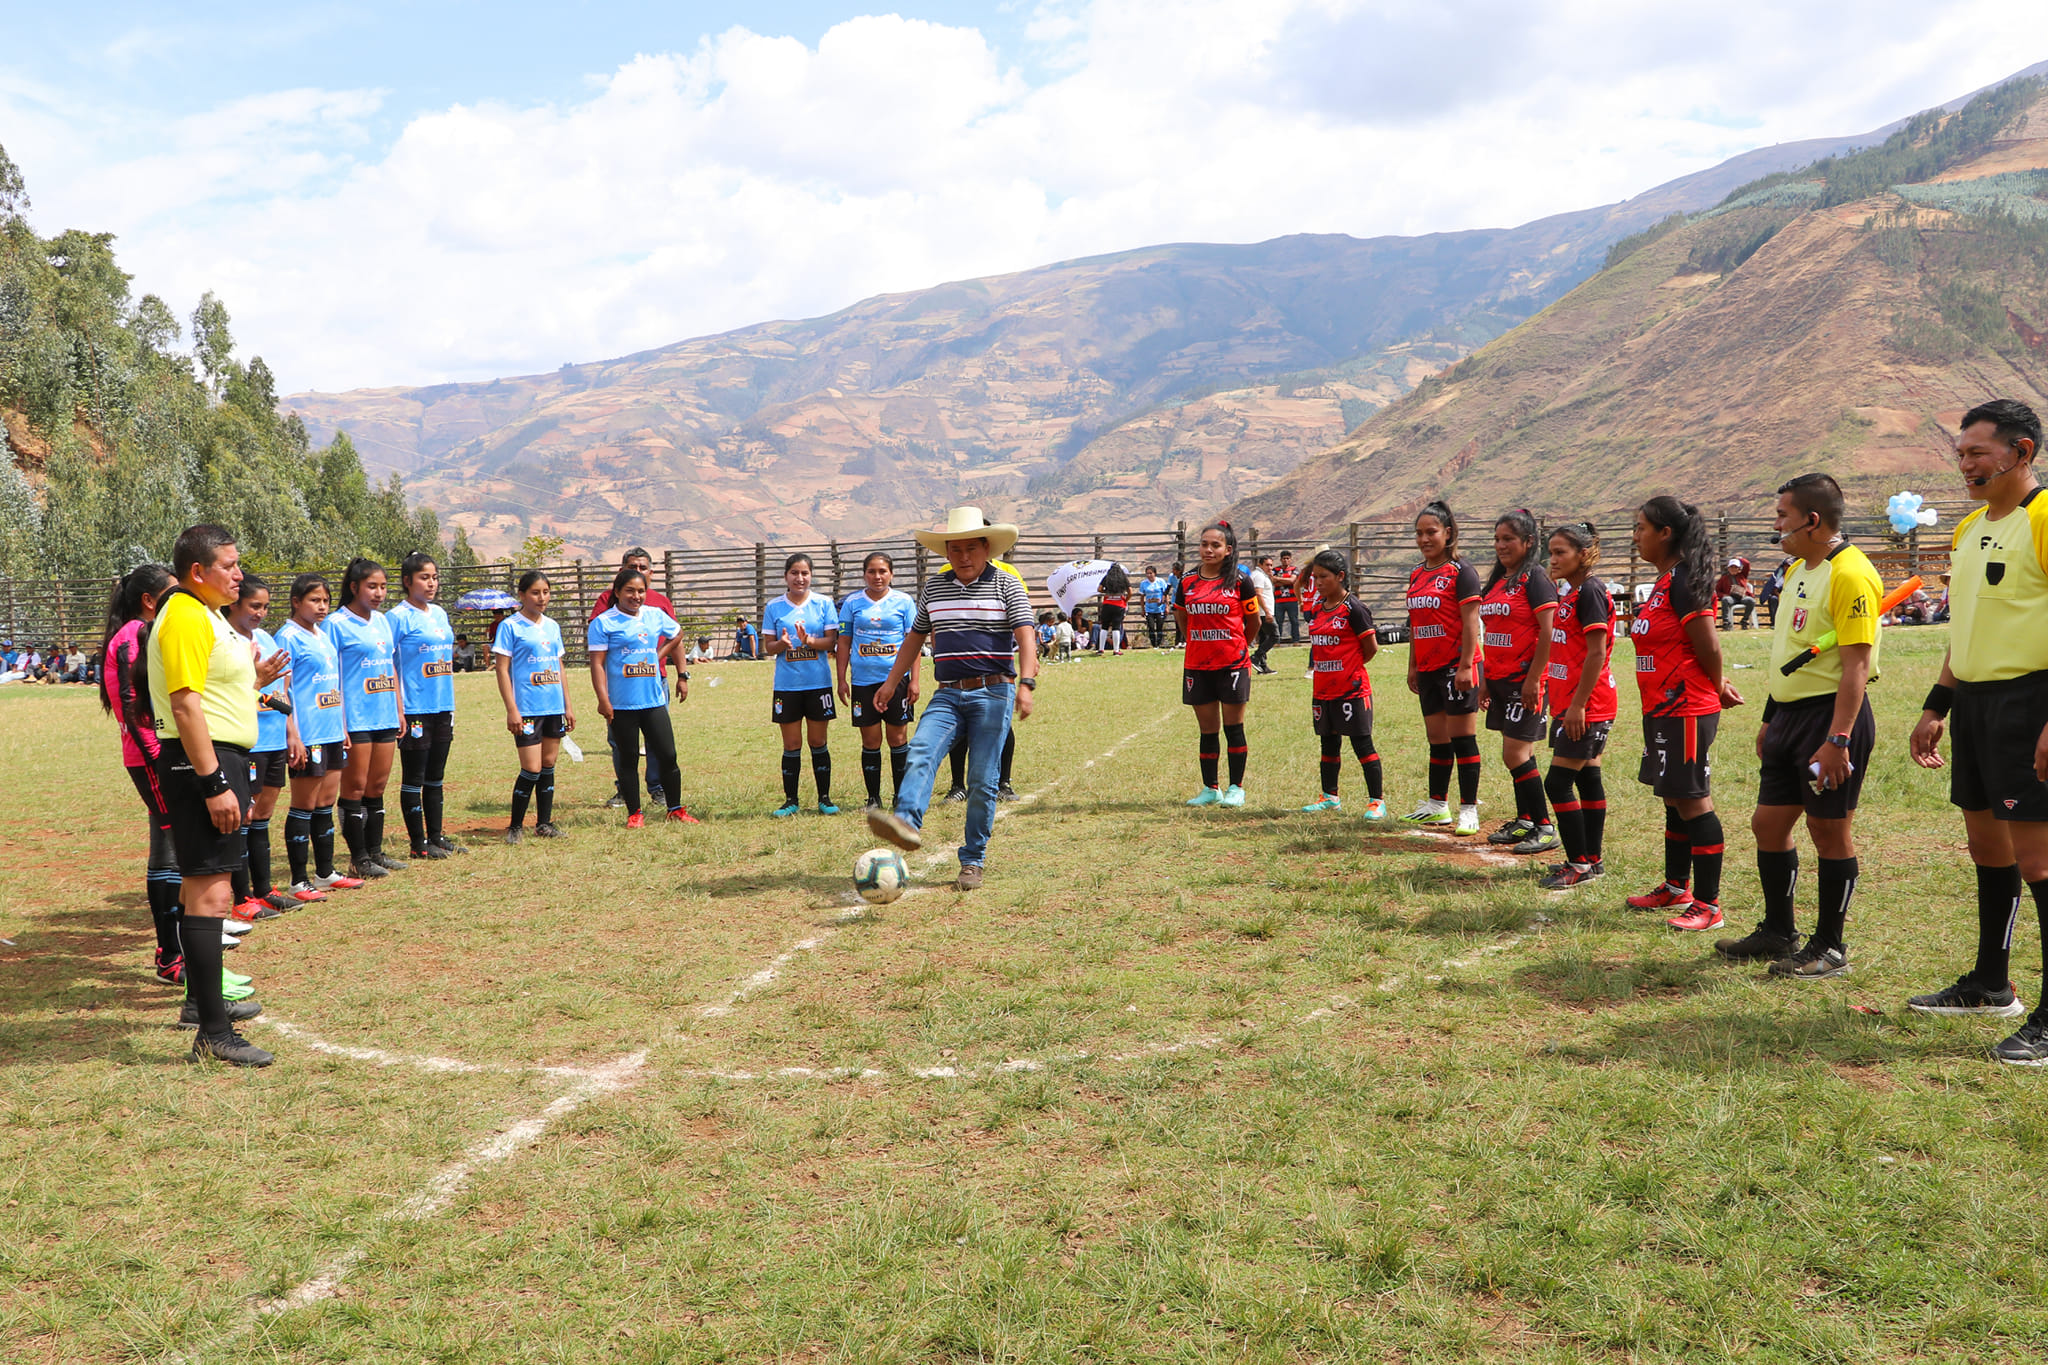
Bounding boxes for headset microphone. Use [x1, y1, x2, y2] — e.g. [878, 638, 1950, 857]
[1967, 461, 2015, 488]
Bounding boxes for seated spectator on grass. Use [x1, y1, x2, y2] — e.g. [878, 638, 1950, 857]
[452, 634, 480, 672]
[734, 617, 759, 659]
[63, 643, 91, 683]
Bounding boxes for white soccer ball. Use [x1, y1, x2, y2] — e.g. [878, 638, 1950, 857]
[853, 847, 911, 904]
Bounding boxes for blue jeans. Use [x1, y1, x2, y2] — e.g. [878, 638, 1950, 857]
[894, 682, 1014, 867]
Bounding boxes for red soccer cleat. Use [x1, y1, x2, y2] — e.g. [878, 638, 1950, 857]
[625, 811, 645, 829]
[1625, 881, 1693, 911]
[667, 807, 702, 825]
[1668, 902, 1724, 932]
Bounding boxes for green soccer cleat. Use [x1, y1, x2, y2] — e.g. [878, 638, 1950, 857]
[1219, 785, 1245, 808]
[1187, 786, 1222, 807]
[1402, 802, 1452, 826]
[1301, 794, 1341, 813]
[221, 974, 255, 1002]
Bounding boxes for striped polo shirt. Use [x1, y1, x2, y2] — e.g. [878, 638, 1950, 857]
[915, 561, 1035, 681]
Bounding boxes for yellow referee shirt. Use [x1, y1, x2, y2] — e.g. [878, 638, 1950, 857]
[146, 590, 259, 750]
[1949, 489, 2048, 683]
[1768, 542, 1884, 704]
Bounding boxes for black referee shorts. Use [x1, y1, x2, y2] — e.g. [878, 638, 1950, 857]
[1952, 670, 2048, 821]
[156, 739, 254, 877]
[1757, 695, 1874, 819]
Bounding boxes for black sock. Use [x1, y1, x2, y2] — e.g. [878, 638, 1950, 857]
[949, 736, 968, 791]
[182, 918, 228, 1035]
[1688, 810, 1725, 906]
[535, 766, 555, 826]
[1452, 734, 1481, 805]
[246, 819, 273, 899]
[1662, 805, 1690, 890]
[2033, 878, 2048, 998]
[1319, 735, 1341, 796]
[340, 797, 367, 863]
[1510, 759, 1546, 824]
[1757, 848, 1799, 937]
[363, 794, 387, 855]
[312, 805, 336, 877]
[230, 831, 251, 905]
[1354, 736, 1383, 801]
[424, 781, 446, 842]
[861, 747, 883, 803]
[1815, 856, 1858, 951]
[1223, 723, 1247, 787]
[511, 770, 538, 829]
[1000, 730, 1015, 786]
[147, 870, 182, 958]
[782, 749, 802, 805]
[890, 743, 910, 798]
[1576, 767, 1606, 861]
[1973, 863, 2022, 989]
[1199, 731, 1220, 789]
[1427, 742, 1452, 801]
[401, 783, 426, 851]
[1546, 767, 1585, 863]
[810, 746, 832, 803]
[286, 808, 312, 886]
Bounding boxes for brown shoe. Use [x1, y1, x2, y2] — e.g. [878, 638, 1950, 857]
[866, 807, 923, 851]
[954, 863, 983, 891]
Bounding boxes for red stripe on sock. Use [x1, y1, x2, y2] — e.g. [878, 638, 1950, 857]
[1553, 800, 1581, 812]
[1227, 746, 1247, 755]
[1584, 799, 1606, 810]
[1457, 755, 1482, 765]
[1666, 830, 1689, 842]
[1429, 757, 1452, 767]
[1691, 843, 1725, 855]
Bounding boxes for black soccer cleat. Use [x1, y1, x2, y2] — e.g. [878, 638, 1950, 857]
[1715, 924, 1801, 961]
[190, 1030, 274, 1067]
[1907, 976, 2025, 1017]
[1993, 1010, 2048, 1066]
[178, 998, 263, 1029]
[1769, 942, 1850, 980]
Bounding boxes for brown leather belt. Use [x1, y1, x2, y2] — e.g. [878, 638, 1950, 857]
[936, 674, 1011, 691]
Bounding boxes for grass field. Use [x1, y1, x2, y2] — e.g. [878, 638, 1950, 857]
[7, 626, 2048, 1363]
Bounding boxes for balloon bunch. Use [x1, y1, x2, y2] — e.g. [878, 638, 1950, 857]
[1887, 491, 1939, 535]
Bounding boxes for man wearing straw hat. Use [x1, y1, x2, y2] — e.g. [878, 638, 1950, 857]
[868, 507, 1039, 889]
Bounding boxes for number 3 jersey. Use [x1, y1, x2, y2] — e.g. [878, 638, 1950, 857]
[586, 605, 679, 710]
[1406, 559, 1482, 672]
[1173, 569, 1257, 671]
[1309, 595, 1375, 703]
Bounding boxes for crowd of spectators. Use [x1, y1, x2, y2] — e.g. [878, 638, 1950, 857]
[0, 641, 96, 685]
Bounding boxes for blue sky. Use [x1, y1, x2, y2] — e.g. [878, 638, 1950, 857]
[5, 2, 2046, 394]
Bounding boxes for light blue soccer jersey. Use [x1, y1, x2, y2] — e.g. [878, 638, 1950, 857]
[322, 606, 400, 732]
[388, 600, 456, 715]
[495, 612, 566, 717]
[587, 606, 678, 711]
[277, 619, 345, 746]
[763, 593, 837, 691]
[250, 626, 289, 752]
[838, 589, 917, 686]
[1140, 576, 1173, 614]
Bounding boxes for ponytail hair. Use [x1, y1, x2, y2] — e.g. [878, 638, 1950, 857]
[1198, 520, 1240, 583]
[99, 563, 174, 714]
[1484, 508, 1539, 594]
[1549, 520, 1601, 572]
[1416, 500, 1460, 560]
[400, 550, 438, 592]
[1099, 562, 1130, 596]
[1640, 496, 1714, 608]
[338, 557, 385, 610]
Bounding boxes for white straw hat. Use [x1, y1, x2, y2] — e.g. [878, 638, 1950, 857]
[911, 506, 1019, 557]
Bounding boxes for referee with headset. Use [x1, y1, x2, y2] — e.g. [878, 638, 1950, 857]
[147, 524, 288, 1066]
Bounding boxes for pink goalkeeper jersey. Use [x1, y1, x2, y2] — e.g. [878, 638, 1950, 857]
[107, 618, 160, 767]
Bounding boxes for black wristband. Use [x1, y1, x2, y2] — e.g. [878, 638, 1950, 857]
[1924, 683, 1955, 719]
[196, 766, 232, 799]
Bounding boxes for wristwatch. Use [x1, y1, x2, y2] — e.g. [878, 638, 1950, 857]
[1019, 677, 1037, 691]
[1826, 732, 1851, 748]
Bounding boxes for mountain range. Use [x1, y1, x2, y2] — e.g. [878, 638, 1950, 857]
[287, 65, 2048, 559]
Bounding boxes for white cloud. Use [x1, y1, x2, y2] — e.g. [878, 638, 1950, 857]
[5, 0, 2046, 394]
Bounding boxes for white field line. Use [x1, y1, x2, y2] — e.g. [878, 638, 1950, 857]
[255, 1019, 600, 1079]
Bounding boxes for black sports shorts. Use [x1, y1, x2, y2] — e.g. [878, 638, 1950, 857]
[1482, 673, 1545, 742]
[252, 748, 289, 789]
[1757, 695, 1874, 819]
[1098, 605, 1126, 632]
[399, 710, 455, 751]
[1311, 696, 1373, 738]
[1638, 712, 1718, 801]
[291, 740, 343, 778]
[156, 739, 254, 877]
[347, 726, 401, 744]
[1416, 664, 1480, 717]
[513, 714, 569, 748]
[1183, 665, 1251, 707]
[127, 763, 172, 825]
[1548, 716, 1613, 762]
[850, 682, 912, 728]
[1951, 670, 2048, 821]
[772, 688, 836, 724]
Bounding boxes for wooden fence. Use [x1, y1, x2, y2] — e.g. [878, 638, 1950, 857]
[0, 515, 1951, 665]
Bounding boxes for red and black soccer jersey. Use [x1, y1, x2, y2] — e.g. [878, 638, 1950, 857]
[1309, 595, 1375, 702]
[1100, 591, 1128, 609]
[1273, 572, 1298, 606]
[1174, 570, 1257, 670]
[1478, 564, 1559, 681]
[1546, 576, 1618, 721]
[1630, 564, 1719, 717]
[1407, 559, 1483, 672]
